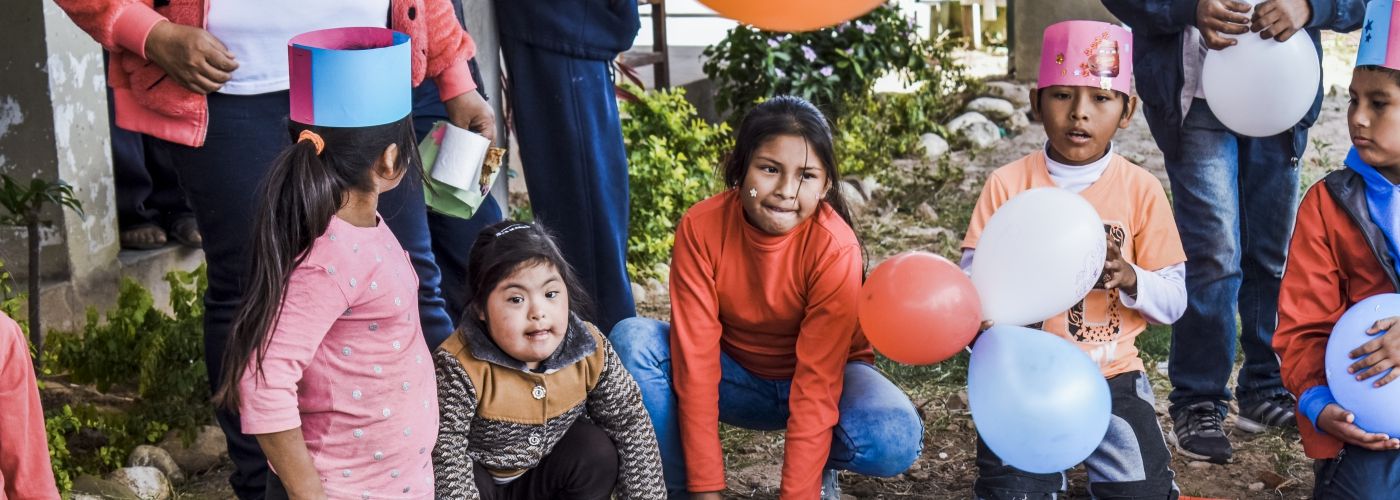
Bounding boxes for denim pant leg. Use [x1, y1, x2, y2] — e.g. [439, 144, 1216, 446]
[1313, 446, 1400, 499]
[385, 80, 502, 346]
[1166, 100, 1245, 414]
[1083, 372, 1179, 500]
[1233, 134, 1298, 405]
[157, 91, 292, 500]
[499, 36, 636, 332]
[827, 362, 924, 477]
[610, 317, 689, 496]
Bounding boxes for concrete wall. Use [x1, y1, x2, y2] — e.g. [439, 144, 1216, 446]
[460, 0, 511, 207]
[1, 0, 122, 332]
[1010, 0, 1121, 81]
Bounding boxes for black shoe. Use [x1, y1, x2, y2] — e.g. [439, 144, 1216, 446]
[1237, 393, 1297, 433]
[1169, 401, 1232, 464]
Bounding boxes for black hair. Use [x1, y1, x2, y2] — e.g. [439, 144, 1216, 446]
[721, 96, 857, 230]
[215, 116, 419, 410]
[460, 220, 594, 334]
[1358, 65, 1400, 88]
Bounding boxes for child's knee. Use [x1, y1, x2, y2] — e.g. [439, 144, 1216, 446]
[838, 403, 924, 477]
[608, 317, 669, 365]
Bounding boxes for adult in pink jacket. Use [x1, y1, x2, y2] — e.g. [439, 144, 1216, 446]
[51, 1, 497, 496]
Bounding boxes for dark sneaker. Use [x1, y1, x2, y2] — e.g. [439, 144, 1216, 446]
[1237, 393, 1298, 433]
[1169, 401, 1233, 464]
[820, 469, 841, 500]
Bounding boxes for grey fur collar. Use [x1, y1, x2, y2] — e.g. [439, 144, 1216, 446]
[459, 313, 597, 373]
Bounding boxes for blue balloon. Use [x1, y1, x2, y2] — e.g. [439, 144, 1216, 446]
[968, 325, 1111, 473]
[1326, 293, 1400, 436]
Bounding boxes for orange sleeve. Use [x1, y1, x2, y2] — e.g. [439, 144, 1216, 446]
[961, 171, 1011, 250]
[423, 0, 479, 102]
[52, 0, 166, 57]
[780, 243, 863, 498]
[0, 314, 59, 499]
[669, 215, 727, 492]
[1274, 185, 1343, 415]
[1131, 172, 1187, 271]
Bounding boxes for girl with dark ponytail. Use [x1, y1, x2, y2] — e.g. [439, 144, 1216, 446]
[212, 28, 443, 498]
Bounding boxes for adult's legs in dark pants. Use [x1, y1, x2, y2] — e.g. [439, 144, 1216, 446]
[498, 37, 636, 332]
[410, 80, 504, 326]
[108, 86, 193, 246]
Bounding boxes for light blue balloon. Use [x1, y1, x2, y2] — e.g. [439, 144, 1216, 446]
[968, 325, 1111, 473]
[1326, 293, 1400, 436]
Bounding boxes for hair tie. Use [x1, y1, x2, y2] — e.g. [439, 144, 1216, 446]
[494, 223, 530, 238]
[297, 130, 325, 155]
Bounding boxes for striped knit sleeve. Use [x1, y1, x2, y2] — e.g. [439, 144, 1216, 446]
[432, 350, 480, 498]
[586, 338, 666, 499]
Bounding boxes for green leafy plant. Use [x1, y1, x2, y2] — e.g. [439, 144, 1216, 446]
[702, 3, 972, 121]
[620, 83, 733, 283]
[835, 84, 966, 178]
[43, 266, 210, 490]
[0, 258, 21, 322]
[0, 174, 83, 365]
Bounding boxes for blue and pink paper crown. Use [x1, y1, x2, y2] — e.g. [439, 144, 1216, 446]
[288, 27, 412, 127]
[1358, 0, 1400, 70]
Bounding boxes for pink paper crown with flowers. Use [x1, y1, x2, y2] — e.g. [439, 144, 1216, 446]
[1038, 20, 1133, 95]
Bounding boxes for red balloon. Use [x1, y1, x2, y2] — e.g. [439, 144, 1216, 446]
[859, 252, 982, 365]
[698, 0, 885, 32]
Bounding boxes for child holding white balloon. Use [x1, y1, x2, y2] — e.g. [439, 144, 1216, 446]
[960, 21, 1187, 499]
[1274, 1, 1400, 495]
[1102, 0, 1366, 465]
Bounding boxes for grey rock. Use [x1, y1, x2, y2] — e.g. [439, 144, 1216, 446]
[107, 467, 171, 500]
[839, 180, 867, 212]
[984, 80, 1031, 107]
[959, 121, 1003, 149]
[128, 445, 184, 484]
[859, 176, 883, 199]
[158, 425, 226, 474]
[920, 133, 950, 160]
[916, 202, 940, 223]
[966, 97, 1017, 121]
[630, 282, 647, 304]
[71, 475, 140, 500]
[1005, 110, 1031, 133]
[947, 111, 992, 131]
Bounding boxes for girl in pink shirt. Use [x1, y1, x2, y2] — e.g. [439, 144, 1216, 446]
[214, 28, 438, 499]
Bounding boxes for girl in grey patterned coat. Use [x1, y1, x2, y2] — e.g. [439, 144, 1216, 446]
[432, 220, 665, 499]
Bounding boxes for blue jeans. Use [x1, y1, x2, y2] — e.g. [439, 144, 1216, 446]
[498, 34, 635, 332]
[610, 317, 924, 496]
[1313, 446, 1400, 499]
[1165, 99, 1299, 414]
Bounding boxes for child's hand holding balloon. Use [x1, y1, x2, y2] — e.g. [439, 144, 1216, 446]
[1099, 235, 1137, 297]
[1348, 316, 1400, 387]
[1315, 404, 1400, 451]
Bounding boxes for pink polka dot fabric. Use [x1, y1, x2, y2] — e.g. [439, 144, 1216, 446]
[239, 215, 438, 498]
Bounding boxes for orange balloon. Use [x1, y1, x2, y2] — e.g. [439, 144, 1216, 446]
[698, 0, 886, 32]
[859, 252, 982, 365]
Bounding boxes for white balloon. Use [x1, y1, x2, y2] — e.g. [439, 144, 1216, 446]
[971, 188, 1106, 326]
[1201, 31, 1319, 137]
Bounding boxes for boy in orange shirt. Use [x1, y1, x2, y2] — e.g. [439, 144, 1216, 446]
[961, 21, 1185, 499]
[1274, 1, 1400, 496]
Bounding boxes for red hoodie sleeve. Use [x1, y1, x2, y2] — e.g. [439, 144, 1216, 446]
[780, 243, 861, 498]
[420, 0, 478, 102]
[669, 214, 727, 493]
[1275, 185, 1342, 421]
[51, 0, 167, 58]
[0, 313, 60, 499]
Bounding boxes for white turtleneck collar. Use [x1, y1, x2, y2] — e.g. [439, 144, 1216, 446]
[1044, 142, 1114, 194]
